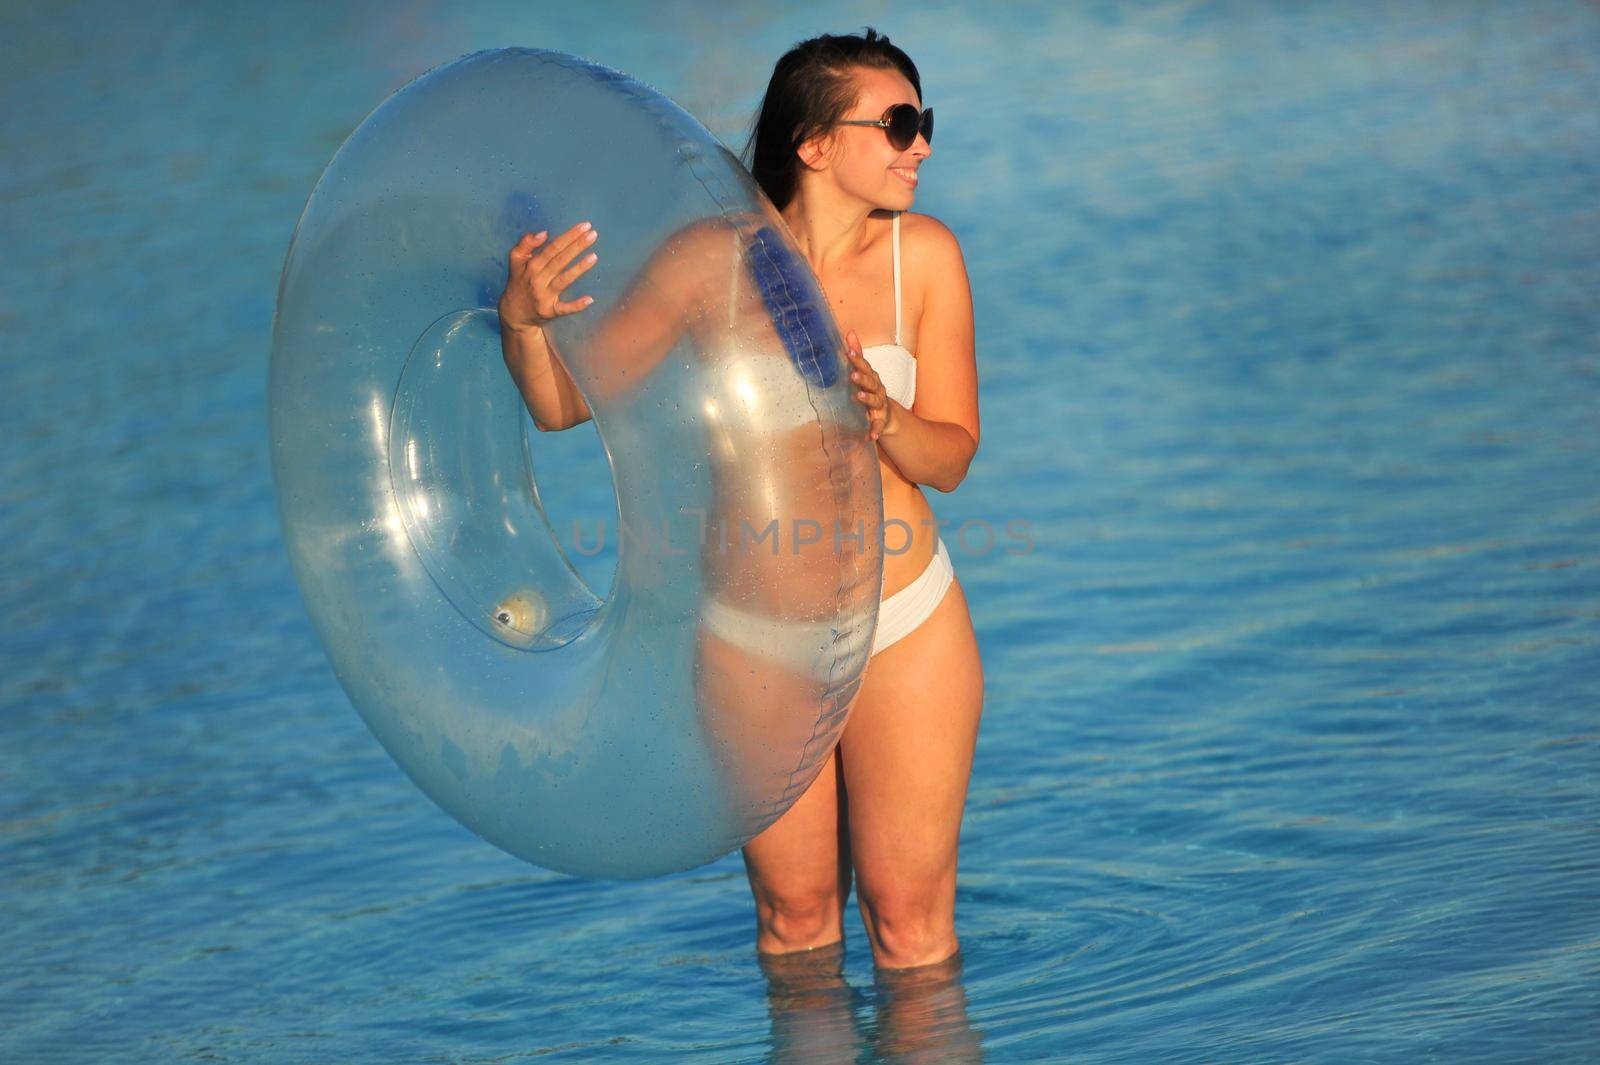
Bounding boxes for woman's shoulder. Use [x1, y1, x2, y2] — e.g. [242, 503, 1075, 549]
[897, 211, 969, 276]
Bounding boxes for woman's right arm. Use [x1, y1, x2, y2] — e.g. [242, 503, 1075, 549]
[497, 224, 600, 432]
[497, 215, 740, 430]
[499, 317, 592, 432]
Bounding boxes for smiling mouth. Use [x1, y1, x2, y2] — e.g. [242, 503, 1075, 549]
[890, 167, 918, 186]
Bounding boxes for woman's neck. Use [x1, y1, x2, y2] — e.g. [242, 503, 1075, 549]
[779, 183, 880, 275]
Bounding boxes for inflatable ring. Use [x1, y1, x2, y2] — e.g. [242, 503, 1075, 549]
[269, 48, 884, 878]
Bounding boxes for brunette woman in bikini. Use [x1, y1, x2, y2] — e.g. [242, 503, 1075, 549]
[498, 29, 982, 975]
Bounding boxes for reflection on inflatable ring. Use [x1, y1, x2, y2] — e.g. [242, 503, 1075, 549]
[269, 48, 884, 878]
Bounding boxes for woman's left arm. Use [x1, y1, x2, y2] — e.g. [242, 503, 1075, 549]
[852, 217, 979, 493]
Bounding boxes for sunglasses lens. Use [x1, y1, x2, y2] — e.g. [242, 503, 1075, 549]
[887, 104, 919, 150]
[922, 107, 933, 146]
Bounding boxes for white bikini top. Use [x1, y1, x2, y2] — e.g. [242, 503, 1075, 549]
[708, 212, 916, 434]
[859, 211, 917, 408]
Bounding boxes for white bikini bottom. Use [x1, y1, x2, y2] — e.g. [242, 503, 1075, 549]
[698, 538, 955, 681]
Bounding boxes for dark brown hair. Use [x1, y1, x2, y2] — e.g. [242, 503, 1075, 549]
[741, 28, 923, 210]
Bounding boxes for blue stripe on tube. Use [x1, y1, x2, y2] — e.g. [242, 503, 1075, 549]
[743, 225, 839, 388]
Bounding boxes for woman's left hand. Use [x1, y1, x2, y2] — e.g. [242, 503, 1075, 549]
[844, 330, 899, 441]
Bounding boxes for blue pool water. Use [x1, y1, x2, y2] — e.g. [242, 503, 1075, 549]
[3, 1, 1598, 1061]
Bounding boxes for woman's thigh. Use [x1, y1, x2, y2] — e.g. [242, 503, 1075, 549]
[740, 744, 852, 940]
[841, 579, 984, 922]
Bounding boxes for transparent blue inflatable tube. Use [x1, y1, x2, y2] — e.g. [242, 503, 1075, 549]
[269, 48, 884, 878]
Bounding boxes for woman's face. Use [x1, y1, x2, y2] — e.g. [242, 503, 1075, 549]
[808, 66, 931, 211]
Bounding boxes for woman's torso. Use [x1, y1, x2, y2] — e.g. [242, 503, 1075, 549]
[699, 210, 938, 610]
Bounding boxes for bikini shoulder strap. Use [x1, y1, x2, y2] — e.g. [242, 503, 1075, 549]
[892, 211, 903, 346]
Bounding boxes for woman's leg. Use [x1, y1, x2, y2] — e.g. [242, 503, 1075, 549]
[842, 579, 985, 970]
[741, 745, 854, 955]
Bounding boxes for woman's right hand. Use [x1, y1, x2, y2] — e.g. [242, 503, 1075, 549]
[497, 221, 601, 332]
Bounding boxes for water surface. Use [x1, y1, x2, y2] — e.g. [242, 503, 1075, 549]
[3, 1, 1598, 1060]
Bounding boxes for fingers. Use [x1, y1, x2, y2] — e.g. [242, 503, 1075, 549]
[532, 222, 598, 284]
[530, 224, 599, 309]
[505, 222, 599, 320]
[507, 230, 547, 267]
[842, 338, 893, 440]
[849, 359, 889, 441]
[866, 402, 887, 441]
[549, 294, 595, 315]
[550, 247, 598, 293]
[508, 222, 594, 273]
[843, 339, 881, 384]
[846, 347, 882, 397]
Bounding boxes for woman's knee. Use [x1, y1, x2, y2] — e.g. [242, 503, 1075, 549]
[858, 889, 958, 968]
[754, 890, 847, 951]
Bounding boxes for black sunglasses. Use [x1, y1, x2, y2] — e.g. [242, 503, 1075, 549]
[836, 103, 933, 152]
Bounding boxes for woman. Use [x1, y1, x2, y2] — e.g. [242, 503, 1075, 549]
[498, 29, 983, 973]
